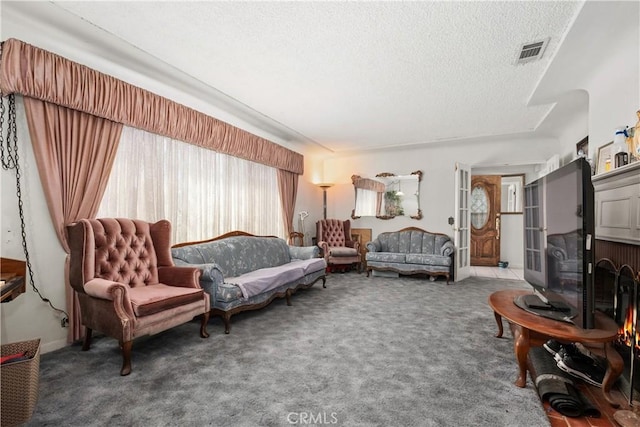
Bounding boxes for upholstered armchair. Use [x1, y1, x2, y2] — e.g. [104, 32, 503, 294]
[67, 218, 210, 375]
[316, 219, 361, 273]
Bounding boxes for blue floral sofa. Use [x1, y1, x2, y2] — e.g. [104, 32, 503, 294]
[365, 227, 455, 283]
[171, 231, 326, 333]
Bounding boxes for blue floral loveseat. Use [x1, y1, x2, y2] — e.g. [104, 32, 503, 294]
[365, 227, 455, 283]
[171, 231, 326, 333]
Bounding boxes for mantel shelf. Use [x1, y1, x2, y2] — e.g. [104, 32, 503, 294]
[592, 161, 640, 183]
[592, 161, 640, 245]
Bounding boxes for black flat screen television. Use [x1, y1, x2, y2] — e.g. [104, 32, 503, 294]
[520, 157, 595, 329]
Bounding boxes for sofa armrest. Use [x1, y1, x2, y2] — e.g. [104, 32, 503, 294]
[366, 241, 380, 252]
[440, 241, 455, 257]
[172, 259, 224, 302]
[289, 245, 320, 260]
[548, 243, 567, 261]
[157, 266, 202, 288]
[173, 259, 223, 281]
[317, 241, 330, 260]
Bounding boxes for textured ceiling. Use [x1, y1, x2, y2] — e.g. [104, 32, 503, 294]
[36, 2, 584, 153]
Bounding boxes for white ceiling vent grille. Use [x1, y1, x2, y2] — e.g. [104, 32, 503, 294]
[516, 38, 549, 64]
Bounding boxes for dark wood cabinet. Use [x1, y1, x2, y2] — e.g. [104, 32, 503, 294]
[1, 258, 26, 303]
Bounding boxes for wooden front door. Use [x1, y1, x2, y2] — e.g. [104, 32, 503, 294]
[470, 175, 501, 266]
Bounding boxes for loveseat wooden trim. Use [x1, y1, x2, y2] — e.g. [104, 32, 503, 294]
[365, 266, 450, 284]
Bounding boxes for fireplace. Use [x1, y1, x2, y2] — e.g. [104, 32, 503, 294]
[595, 253, 640, 405]
[614, 265, 640, 404]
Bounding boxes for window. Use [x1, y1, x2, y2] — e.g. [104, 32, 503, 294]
[98, 126, 285, 244]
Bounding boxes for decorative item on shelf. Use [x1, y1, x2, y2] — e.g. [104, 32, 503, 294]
[629, 109, 640, 163]
[612, 126, 629, 168]
[576, 136, 588, 158]
[596, 141, 614, 175]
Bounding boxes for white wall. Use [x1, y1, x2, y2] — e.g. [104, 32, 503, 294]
[530, 1, 639, 156]
[584, 5, 639, 153]
[317, 136, 562, 240]
[499, 215, 524, 269]
[1, 97, 69, 352]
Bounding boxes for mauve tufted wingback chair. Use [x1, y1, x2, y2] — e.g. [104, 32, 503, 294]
[316, 219, 361, 273]
[67, 218, 210, 375]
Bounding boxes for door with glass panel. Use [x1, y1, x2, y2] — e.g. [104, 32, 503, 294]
[470, 175, 501, 266]
[454, 163, 471, 281]
[523, 179, 546, 284]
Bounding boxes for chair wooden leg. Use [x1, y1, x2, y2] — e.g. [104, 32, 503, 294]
[82, 327, 92, 351]
[285, 289, 293, 306]
[322, 277, 327, 288]
[120, 340, 132, 376]
[200, 312, 210, 338]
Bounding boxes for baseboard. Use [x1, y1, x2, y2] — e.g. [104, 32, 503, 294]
[40, 338, 68, 354]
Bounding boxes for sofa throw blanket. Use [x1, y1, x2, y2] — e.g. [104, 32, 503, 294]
[225, 264, 305, 299]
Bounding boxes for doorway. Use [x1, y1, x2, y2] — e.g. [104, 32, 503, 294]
[470, 175, 501, 266]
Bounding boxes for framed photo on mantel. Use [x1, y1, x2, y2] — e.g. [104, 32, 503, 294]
[596, 141, 613, 175]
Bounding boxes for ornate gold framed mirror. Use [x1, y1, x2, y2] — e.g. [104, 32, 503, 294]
[351, 170, 422, 220]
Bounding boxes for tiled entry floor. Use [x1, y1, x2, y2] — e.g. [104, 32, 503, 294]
[470, 266, 524, 281]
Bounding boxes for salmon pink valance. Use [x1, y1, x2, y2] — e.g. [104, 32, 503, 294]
[351, 175, 385, 193]
[0, 38, 303, 174]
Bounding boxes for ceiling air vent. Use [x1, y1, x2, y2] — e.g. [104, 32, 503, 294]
[515, 38, 549, 64]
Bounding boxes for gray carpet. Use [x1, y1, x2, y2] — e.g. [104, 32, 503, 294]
[27, 274, 550, 426]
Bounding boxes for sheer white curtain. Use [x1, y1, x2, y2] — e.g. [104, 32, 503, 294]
[98, 126, 285, 243]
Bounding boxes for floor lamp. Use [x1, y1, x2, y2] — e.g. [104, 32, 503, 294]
[318, 183, 334, 219]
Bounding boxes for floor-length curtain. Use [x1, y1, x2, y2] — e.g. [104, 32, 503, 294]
[23, 97, 122, 342]
[277, 169, 299, 237]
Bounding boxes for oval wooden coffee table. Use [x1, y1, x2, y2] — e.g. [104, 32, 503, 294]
[488, 289, 623, 408]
